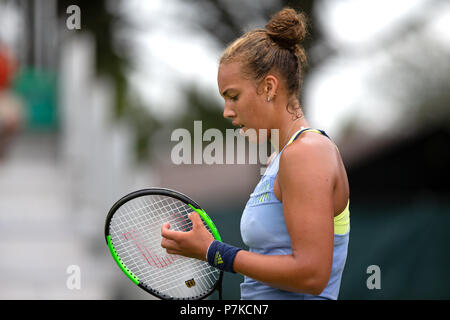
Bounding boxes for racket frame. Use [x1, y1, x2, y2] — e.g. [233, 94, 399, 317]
[104, 188, 223, 300]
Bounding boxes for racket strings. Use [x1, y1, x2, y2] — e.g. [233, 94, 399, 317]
[109, 195, 219, 299]
[111, 200, 208, 298]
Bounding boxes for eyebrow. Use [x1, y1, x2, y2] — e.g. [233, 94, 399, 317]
[221, 88, 237, 97]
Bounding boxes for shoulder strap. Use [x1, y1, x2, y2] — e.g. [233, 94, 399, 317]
[289, 128, 330, 144]
[280, 127, 336, 153]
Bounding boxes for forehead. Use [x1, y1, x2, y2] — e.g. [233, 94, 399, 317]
[217, 62, 247, 91]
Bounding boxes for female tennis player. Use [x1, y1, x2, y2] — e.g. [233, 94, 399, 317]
[161, 7, 350, 300]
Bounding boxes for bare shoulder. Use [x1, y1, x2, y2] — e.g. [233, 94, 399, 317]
[279, 132, 338, 171]
[277, 132, 340, 201]
[276, 132, 339, 210]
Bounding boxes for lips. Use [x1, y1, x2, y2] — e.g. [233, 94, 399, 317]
[232, 121, 247, 135]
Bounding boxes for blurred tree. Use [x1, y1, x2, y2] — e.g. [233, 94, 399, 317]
[50, 0, 325, 162]
[189, 1, 319, 56]
[56, 0, 164, 161]
[386, 37, 450, 128]
[57, 0, 129, 117]
[189, 0, 322, 79]
[338, 0, 450, 149]
[51, 0, 449, 163]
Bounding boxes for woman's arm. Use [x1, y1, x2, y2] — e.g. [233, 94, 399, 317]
[161, 135, 337, 295]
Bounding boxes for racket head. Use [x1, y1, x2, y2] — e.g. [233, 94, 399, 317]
[104, 188, 223, 300]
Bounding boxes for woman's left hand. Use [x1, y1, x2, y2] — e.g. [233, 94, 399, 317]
[161, 212, 214, 261]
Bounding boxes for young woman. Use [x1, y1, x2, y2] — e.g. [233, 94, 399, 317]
[161, 8, 350, 300]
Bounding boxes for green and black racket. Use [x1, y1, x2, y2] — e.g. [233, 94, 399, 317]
[104, 188, 223, 300]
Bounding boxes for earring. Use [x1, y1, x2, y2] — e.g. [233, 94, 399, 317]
[267, 96, 271, 102]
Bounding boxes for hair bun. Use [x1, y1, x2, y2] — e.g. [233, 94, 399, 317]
[265, 8, 307, 49]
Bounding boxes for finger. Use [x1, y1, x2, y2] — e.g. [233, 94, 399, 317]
[161, 237, 183, 255]
[161, 222, 170, 232]
[161, 237, 178, 250]
[162, 244, 179, 255]
[161, 222, 181, 241]
[166, 248, 182, 255]
[188, 212, 204, 230]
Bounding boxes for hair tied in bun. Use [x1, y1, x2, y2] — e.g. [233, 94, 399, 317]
[265, 8, 308, 50]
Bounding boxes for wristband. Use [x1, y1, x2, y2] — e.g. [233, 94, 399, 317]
[206, 240, 241, 273]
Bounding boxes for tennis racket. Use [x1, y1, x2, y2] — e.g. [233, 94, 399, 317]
[104, 188, 223, 300]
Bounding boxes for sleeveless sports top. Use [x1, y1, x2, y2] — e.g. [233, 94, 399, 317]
[240, 127, 350, 300]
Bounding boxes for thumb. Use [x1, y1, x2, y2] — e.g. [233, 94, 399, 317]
[161, 222, 171, 235]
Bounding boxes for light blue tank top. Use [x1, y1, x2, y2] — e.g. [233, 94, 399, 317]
[240, 128, 350, 300]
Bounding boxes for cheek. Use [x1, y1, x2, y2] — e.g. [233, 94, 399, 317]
[237, 89, 266, 127]
[243, 93, 264, 117]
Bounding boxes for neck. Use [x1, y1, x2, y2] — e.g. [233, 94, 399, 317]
[270, 115, 309, 153]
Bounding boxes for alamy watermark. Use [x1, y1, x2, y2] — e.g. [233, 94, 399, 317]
[66, 5, 81, 30]
[66, 264, 81, 290]
[171, 121, 279, 174]
[366, 265, 381, 290]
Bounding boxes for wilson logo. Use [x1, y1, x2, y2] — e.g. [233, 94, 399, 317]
[123, 230, 176, 268]
[185, 278, 196, 288]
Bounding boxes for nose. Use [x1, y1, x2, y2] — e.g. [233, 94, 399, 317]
[223, 102, 236, 119]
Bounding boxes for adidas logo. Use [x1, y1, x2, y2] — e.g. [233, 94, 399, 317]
[214, 251, 223, 265]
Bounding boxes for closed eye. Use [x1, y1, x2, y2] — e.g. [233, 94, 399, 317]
[221, 88, 239, 102]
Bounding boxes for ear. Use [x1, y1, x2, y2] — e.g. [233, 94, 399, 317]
[263, 74, 279, 100]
